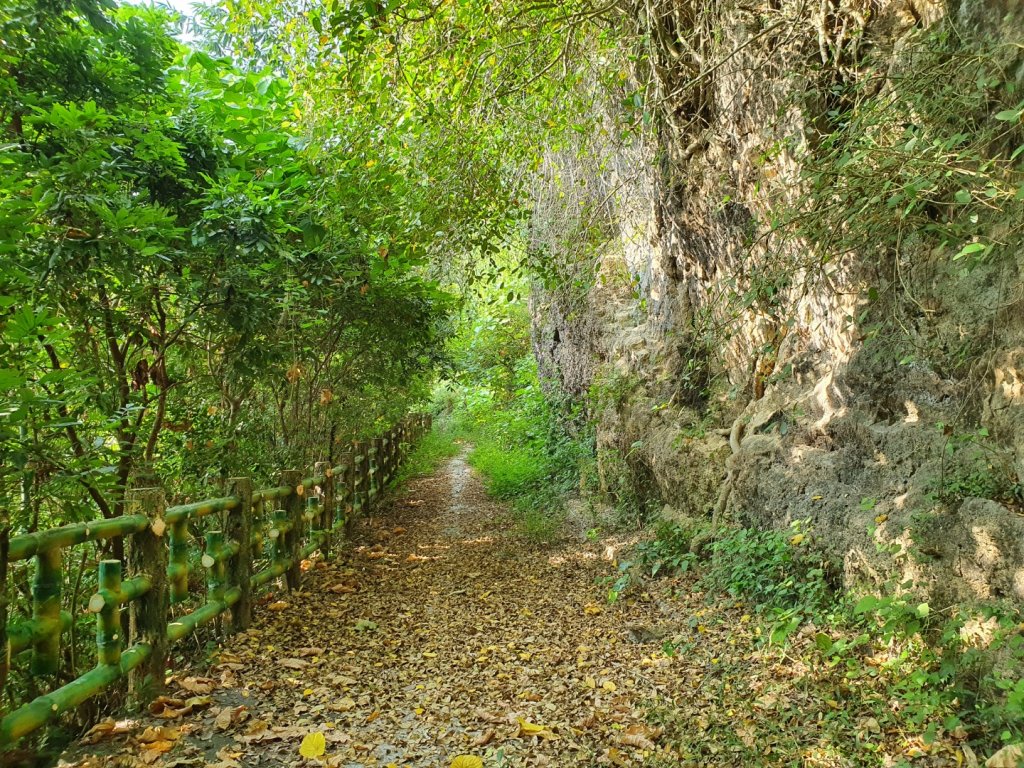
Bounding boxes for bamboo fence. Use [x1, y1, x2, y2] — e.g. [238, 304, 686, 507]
[0, 414, 432, 746]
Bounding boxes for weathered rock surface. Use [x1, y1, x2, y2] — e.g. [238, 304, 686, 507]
[529, 0, 1024, 606]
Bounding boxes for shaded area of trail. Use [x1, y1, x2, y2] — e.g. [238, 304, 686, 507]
[64, 452, 930, 768]
[61, 452, 703, 767]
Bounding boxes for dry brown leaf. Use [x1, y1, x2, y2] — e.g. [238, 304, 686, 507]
[472, 729, 496, 747]
[986, 744, 1024, 767]
[80, 719, 127, 744]
[175, 676, 216, 695]
[329, 697, 357, 712]
[474, 708, 505, 724]
[213, 705, 247, 731]
[137, 726, 180, 744]
[278, 657, 310, 670]
[618, 724, 658, 751]
[148, 696, 192, 719]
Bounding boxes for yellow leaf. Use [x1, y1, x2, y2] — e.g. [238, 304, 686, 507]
[299, 731, 325, 759]
[584, 603, 602, 615]
[789, 533, 805, 546]
[584, 677, 596, 689]
[874, 514, 888, 524]
[602, 680, 617, 692]
[450, 757, 483, 768]
[422, 651, 437, 658]
[517, 718, 550, 735]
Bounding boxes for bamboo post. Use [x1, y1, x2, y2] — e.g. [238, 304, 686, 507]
[30, 546, 61, 677]
[387, 429, 397, 483]
[335, 451, 353, 537]
[203, 530, 226, 639]
[370, 438, 383, 505]
[204, 531, 226, 605]
[270, 508, 290, 574]
[168, 510, 189, 605]
[1, 523, 9, 698]
[225, 478, 253, 630]
[280, 471, 303, 591]
[126, 487, 168, 702]
[315, 462, 334, 560]
[95, 560, 122, 667]
[351, 441, 365, 524]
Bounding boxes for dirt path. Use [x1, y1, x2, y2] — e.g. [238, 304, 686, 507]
[63, 453, 776, 768]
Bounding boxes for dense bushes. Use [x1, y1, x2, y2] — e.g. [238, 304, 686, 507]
[433, 297, 591, 539]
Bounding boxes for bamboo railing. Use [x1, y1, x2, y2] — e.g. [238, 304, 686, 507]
[0, 414, 433, 746]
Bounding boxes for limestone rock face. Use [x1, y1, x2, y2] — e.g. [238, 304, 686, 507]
[529, 0, 1024, 605]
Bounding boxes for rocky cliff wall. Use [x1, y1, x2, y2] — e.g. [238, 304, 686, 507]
[530, 0, 1024, 605]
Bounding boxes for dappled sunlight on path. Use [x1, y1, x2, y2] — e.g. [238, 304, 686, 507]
[62, 453, 696, 767]
[58, 453, 978, 768]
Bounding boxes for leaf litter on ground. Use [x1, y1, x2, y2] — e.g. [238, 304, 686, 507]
[57, 454, 986, 768]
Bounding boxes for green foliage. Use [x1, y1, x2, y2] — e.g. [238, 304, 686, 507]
[393, 429, 461, 486]
[931, 423, 1017, 504]
[636, 521, 699, 578]
[703, 522, 830, 641]
[0, 0, 455, 537]
[788, 23, 1023, 272]
[435, 280, 591, 541]
[819, 594, 1024, 751]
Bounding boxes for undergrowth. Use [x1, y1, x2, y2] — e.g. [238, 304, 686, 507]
[434, 294, 592, 541]
[623, 520, 1024, 759]
[392, 428, 462, 485]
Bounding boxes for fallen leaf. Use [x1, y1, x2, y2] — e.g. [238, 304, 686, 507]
[618, 724, 659, 750]
[472, 729, 496, 747]
[986, 744, 1024, 767]
[299, 731, 326, 759]
[138, 726, 180, 743]
[176, 676, 216, 695]
[517, 718, 556, 739]
[450, 757, 484, 768]
[329, 697, 356, 712]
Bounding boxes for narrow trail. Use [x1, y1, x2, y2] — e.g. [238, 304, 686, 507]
[62, 453, 762, 768]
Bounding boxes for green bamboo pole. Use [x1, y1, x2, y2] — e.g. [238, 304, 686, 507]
[315, 462, 334, 560]
[299, 531, 327, 559]
[8, 612, 72, 655]
[1, 523, 8, 699]
[335, 451, 353, 536]
[254, 485, 293, 503]
[369, 438, 383, 505]
[251, 560, 288, 588]
[304, 496, 322, 561]
[166, 586, 240, 644]
[204, 531, 226, 606]
[164, 496, 239, 525]
[280, 470, 303, 591]
[31, 546, 61, 676]
[351, 442, 365, 524]
[226, 477, 253, 631]
[126, 487, 167, 703]
[95, 560, 122, 668]
[168, 510, 189, 604]
[0, 643, 151, 746]
[9, 515, 148, 562]
[268, 508, 292, 586]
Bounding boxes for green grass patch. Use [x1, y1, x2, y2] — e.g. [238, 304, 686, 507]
[467, 436, 569, 542]
[393, 428, 461, 485]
